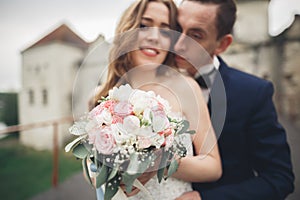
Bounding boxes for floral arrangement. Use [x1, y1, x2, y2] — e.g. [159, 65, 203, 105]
[65, 84, 194, 200]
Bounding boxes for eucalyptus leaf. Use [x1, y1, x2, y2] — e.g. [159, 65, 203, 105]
[177, 120, 190, 135]
[157, 150, 170, 183]
[122, 172, 141, 193]
[108, 166, 119, 181]
[167, 159, 179, 178]
[69, 121, 88, 135]
[104, 174, 121, 200]
[65, 135, 86, 152]
[82, 157, 93, 187]
[96, 164, 109, 188]
[185, 130, 196, 134]
[72, 143, 90, 159]
[157, 167, 166, 183]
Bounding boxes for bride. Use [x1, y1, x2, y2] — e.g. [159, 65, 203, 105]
[90, 0, 222, 199]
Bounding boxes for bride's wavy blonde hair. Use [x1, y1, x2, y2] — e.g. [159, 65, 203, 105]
[92, 0, 179, 108]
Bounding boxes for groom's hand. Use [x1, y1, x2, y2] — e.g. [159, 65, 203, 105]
[175, 191, 202, 200]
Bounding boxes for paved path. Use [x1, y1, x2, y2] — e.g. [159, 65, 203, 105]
[31, 173, 96, 200]
[31, 116, 299, 200]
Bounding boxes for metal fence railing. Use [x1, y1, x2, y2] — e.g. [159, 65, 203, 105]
[0, 116, 74, 187]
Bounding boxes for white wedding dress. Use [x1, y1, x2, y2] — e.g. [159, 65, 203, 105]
[128, 134, 193, 200]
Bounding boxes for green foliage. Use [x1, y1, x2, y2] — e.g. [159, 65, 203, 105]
[167, 159, 179, 178]
[0, 92, 18, 126]
[72, 143, 90, 159]
[96, 164, 109, 188]
[0, 137, 81, 200]
[157, 150, 171, 183]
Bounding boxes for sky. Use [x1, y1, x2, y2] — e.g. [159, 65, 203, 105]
[0, 0, 138, 91]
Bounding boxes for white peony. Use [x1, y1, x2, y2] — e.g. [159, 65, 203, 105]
[109, 84, 134, 101]
[123, 115, 141, 134]
[94, 109, 113, 125]
[152, 113, 170, 133]
[111, 123, 135, 144]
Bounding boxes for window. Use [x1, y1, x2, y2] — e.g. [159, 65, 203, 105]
[29, 89, 34, 105]
[42, 89, 48, 105]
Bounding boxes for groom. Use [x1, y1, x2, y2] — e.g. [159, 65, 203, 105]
[174, 0, 294, 199]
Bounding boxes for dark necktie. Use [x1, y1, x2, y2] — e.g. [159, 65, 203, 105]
[195, 68, 216, 89]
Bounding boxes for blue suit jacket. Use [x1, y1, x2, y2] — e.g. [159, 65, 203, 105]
[192, 57, 294, 200]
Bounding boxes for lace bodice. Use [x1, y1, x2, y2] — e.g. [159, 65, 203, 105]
[128, 134, 193, 200]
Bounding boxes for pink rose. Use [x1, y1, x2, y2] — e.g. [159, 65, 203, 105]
[112, 115, 123, 124]
[88, 126, 116, 155]
[89, 104, 104, 118]
[102, 100, 117, 113]
[114, 101, 133, 117]
[89, 100, 116, 118]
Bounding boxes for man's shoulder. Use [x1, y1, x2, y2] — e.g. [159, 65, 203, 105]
[219, 60, 271, 89]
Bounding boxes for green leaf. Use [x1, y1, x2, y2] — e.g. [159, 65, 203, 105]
[157, 150, 170, 183]
[122, 152, 157, 193]
[96, 164, 109, 188]
[72, 143, 90, 159]
[157, 167, 166, 183]
[122, 172, 141, 193]
[104, 174, 121, 200]
[185, 130, 196, 134]
[108, 166, 119, 181]
[82, 157, 93, 187]
[177, 120, 190, 135]
[167, 159, 179, 178]
[65, 135, 86, 152]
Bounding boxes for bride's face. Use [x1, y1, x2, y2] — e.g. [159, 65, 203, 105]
[131, 2, 172, 70]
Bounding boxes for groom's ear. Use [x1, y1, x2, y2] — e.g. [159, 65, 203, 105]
[214, 34, 233, 55]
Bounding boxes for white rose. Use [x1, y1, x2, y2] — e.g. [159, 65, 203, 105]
[152, 114, 170, 133]
[142, 108, 153, 124]
[111, 123, 135, 144]
[149, 134, 165, 148]
[123, 115, 140, 134]
[109, 84, 134, 101]
[95, 109, 112, 125]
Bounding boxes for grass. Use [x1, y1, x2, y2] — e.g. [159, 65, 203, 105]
[0, 135, 82, 200]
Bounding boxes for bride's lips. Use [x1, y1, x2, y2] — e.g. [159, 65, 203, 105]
[140, 47, 159, 57]
[175, 55, 187, 63]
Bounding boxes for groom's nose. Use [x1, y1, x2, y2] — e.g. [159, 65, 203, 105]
[174, 33, 187, 54]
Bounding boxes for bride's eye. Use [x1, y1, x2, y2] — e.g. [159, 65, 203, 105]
[160, 28, 171, 38]
[139, 23, 149, 30]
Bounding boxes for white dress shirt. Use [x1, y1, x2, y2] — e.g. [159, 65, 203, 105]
[194, 56, 220, 103]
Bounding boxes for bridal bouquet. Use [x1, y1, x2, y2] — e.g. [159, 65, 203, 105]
[65, 84, 194, 200]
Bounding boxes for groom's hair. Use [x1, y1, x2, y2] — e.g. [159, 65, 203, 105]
[184, 0, 237, 39]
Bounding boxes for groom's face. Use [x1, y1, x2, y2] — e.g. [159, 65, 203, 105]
[174, 1, 220, 75]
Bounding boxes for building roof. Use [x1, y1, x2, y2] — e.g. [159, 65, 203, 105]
[23, 24, 89, 52]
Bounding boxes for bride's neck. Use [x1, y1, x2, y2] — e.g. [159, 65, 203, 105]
[128, 66, 159, 89]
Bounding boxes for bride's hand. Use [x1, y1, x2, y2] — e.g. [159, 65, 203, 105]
[120, 170, 157, 197]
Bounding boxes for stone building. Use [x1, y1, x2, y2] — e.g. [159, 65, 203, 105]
[19, 24, 109, 150]
[223, 0, 300, 128]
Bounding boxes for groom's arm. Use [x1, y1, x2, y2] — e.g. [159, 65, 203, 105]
[200, 82, 294, 200]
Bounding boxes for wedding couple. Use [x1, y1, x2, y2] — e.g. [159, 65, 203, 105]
[90, 0, 294, 199]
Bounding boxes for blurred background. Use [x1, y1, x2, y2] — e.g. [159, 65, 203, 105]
[0, 0, 299, 199]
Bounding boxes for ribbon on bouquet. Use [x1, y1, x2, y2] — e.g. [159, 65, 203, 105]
[112, 179, 153, 200]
